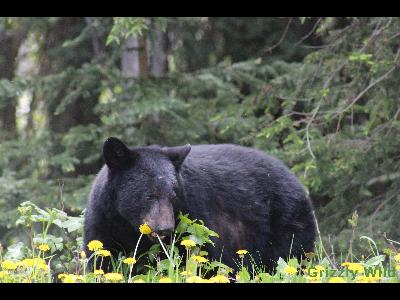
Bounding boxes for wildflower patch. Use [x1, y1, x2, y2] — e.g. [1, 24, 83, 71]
[1, 202, 400, 283]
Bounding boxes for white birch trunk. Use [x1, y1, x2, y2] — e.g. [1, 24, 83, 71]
[121, 37, 140, 77]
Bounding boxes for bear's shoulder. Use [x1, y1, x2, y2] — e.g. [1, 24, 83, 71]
[186, 144, 285, 169]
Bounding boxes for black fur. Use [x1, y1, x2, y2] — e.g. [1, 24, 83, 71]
[84, 138, 316, 272]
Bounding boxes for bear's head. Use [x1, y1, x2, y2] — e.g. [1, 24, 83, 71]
[102, 137, 191, 241]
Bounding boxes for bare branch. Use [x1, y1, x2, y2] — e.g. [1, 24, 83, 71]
[294, 17, 322, 47]
[264, 17, 293, 53]
[337, 47, 400, 116]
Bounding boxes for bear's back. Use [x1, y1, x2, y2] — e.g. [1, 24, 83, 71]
[178, 143, 308, 213]
[180, 144, 300, 191]
[183, 143, 286, 171]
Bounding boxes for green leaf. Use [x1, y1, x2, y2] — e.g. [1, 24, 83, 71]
[364, 255, 385, 267]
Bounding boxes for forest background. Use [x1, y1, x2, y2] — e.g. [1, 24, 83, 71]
[0, 17, 399, 263]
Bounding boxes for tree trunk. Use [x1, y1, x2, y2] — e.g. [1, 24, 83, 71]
[121, 33, 153, 78]
[39, 17, 100, 134]
[121, 37, 140, 77]
[36, 17, 102, 175]
[0, 27, 25, 140]
[138, 34, 149, 78]
[149, 26, 168, 76]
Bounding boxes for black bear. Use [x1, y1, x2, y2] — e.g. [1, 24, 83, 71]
[84, 137, 316, 272]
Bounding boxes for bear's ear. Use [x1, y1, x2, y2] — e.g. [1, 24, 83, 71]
[164, 144, 191, 171]
[103, 137, 135, 170]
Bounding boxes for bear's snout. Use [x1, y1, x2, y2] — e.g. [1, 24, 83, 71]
[142, 198, 175, 241]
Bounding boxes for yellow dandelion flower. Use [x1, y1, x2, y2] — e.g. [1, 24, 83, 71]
[159, 277, 172, 283]
[209, 274, 230, 283]
[0, 271, 8, 279]
[94, 269, 104, 275]
[18, 258, 45, 269]
[180, 271, 191, 276]
[329, 277, 346, 283]
[80, 251, 86, 259]
[346, 263, 364, 273]
[96, 249, 111, 257]
[283, 266, 297, 276]
[394, 253, 400, 263]
[139, 223, 152, 235]
[186, 276, 204, 283]
[37, 263, 48, 271]
[133, 279, 145, 283]
[104, 273, 123, 282]
[315, 265, 325, 272]
[34, 258, 46, 264]
[88, 240, 103, 251]
[38, 243, 50, 252]
[236, 250, 248, 256]
[63, 276, 76, 283]
[60, 274, 83, 283]
[192, 255, 208, 263]
[33, 257, 46, 264]
[180, 239, 196, 248]
[72, 275, 83, 282]
[123, 257, 137, 265]
[341, 262, 351, 267]
[58, 273, 67, 280]
[396, 265, 400, 271]
[356, 275, 380, 283]
[359, 271, 382, 283]
[63, 276, 75, 283]
[306, 276, 321, 282]
[1, 260, 17, 270]
[19, 259, 33, 268]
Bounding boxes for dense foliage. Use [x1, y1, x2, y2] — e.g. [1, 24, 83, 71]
[0, 17, 399, 275]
